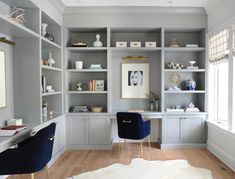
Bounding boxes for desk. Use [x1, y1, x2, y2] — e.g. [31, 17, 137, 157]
[0, 115, 62, 153]
[110, 111, 162, 120]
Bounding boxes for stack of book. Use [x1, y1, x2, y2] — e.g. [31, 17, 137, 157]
[0, 125, 27, 136]
[72, 106, 89, 112]
[185, 107, 200, 112]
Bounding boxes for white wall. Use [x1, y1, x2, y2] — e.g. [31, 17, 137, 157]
[207, 0, 235, 31]
[0, 35, 14, 127]
[207, 0, 235, 171]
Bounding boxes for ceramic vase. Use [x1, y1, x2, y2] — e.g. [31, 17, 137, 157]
[185, 79, 196, 90]
[41, 23, 48, 37]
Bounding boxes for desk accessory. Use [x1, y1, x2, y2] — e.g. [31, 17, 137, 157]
[7, 119, 23, 126]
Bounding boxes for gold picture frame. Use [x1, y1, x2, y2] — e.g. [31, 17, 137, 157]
[121, 63, 149, 99]
[0, 50, 6, 108]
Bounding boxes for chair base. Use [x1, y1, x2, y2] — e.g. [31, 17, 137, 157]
[119, 136, 151, 157]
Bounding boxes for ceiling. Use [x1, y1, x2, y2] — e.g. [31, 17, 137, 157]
[59, 0, 212, 7]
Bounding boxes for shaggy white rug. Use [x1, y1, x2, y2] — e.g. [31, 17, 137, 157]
[68, 158, 213, 179]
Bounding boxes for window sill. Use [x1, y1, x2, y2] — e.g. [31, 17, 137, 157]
[206, 120, 235, 138]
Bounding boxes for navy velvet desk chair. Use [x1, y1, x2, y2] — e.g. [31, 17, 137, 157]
[116, 112, 151, 156]
[0, 123, 56, 179]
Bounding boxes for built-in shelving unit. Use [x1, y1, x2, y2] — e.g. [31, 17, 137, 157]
[162, 28, 206, 113]
[65, 28, 108, 113]
[41, 10, 63, 119]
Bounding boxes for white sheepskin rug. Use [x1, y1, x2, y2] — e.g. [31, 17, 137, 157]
[68, 158, 213, 179]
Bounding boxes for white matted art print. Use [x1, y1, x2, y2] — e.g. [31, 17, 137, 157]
[121, 63, 149, 98]
[0, 50, 6, 108]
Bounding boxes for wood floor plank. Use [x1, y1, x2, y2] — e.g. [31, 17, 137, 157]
[6, 143, 235, 179]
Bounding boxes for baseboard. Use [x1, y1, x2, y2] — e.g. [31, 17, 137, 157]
[48, 145, 66, 167]
[160, 143, 206, 149]
[207, 141, 235, 171]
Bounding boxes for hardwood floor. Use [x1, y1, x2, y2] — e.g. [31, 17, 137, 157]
[7, 143, 235, 179]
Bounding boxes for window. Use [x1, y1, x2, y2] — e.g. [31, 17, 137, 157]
[208, 28, 230, 128]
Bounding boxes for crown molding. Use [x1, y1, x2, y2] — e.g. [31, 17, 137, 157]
[64, 6, 206, 15]
[49, 0, 65, 13]
[204, 0, 222, 13]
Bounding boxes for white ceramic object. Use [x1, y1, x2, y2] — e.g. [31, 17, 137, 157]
[75, 61, 83, 69]
[189, 61, 196, 67]
[48, 52, 55, 67]
[93, 34, 103, 47]
[41, 23, 48, 37]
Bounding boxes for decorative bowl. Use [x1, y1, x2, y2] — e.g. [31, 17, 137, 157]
[91, 106, 104, 112]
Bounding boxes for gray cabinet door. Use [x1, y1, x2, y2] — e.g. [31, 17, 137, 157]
[89, 116, 111, 145]
[182, 117, 204, 143]
[66, 116, 88, 145]
[162, 117, 182, 144]
[53, 116, 65, 156]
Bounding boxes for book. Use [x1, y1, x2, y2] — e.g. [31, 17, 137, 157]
[0, 125, 27, 137]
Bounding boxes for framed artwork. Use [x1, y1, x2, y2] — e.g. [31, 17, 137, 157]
[95, 80, 104, 91]
[0, 50, 6, 108]
[121, 63, 149, 99]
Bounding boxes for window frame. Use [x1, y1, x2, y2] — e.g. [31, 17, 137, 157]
[208, 25, 234, 131]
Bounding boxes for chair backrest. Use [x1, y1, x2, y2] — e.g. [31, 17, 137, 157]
[116, 112, 147, 140]
[21, 122, 56, 172]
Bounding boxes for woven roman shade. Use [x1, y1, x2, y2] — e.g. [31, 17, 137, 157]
[209, 29, 229, 63]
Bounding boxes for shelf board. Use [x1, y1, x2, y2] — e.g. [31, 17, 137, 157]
[163, 112, 208, 115]
[110, 47, 162, 52]
[66, 47, 107, 52]
[164, 90, 205, 94]
[41, 36, 61, 49]
[66, 112, 109, 116]
[41, 91, 62, 96]
[42, 65, 62, 72]
[67, 69, 107, 73]
[0, 14, 39, 38]
[68, 91, 108, 94]
[164, 47, 205, 52]
[164, 69, 205, 72]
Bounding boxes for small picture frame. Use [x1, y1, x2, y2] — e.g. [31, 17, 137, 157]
[95, 80, 104, 91]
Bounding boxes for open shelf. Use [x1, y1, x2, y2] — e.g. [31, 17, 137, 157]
[164, 69, 205, 72]
[41, 91, 62, 96]
[41, 36, 61, 49]
[0, 14, 39, 38]
[164, 90, 205, 94]
[110, 47, 162, 52]
[164, 47, 205, 52]
[66, 47, 107, 52]
[67, 69, 107, 73]
[42, 65, 62, 72]
[68, 91, 108, 94]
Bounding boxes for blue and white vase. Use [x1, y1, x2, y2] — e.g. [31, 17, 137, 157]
[185, 79, 196, 90]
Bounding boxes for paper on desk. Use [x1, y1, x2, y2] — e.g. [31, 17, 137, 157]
[0, 126, 27, 136]
[0, 130, 17, 136]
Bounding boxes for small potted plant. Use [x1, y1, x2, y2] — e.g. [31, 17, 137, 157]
[146, 92, 160, 111]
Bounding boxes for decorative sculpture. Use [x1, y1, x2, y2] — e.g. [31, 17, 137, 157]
[8, 6, 27, 25]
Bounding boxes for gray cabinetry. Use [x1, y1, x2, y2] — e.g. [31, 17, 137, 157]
[161, 114, 206, 148]
[52, 115, 66, 157]
[89, 116, 111, 145]
[66, 116, 88, 145]
[66, 115, 112, 149]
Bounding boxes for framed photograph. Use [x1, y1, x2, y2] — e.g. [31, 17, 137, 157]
[0, 50, 6, 108]
[95, 80, 104, 91]
[121, 63, 149, 98]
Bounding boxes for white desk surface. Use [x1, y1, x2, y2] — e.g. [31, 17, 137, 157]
[0, 114, 62, 153]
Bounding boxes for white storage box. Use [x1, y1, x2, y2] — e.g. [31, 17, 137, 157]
[130, 41, 141, 47]
[116, 42, 127, 47]
[7, 119, 23, 126]
[145, 42, 157, 47]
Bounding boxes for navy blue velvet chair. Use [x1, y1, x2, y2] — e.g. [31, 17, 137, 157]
[116, 112, 151, 155]
[0, 123, 56, 179]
